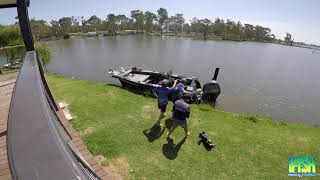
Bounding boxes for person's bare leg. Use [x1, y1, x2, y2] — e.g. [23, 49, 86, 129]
[184, 127, 190, 138]
[166, 123, 178, 138]
[155, 111, 165, 127]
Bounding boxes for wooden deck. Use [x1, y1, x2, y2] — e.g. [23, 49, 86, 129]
[0, 72, 120, 180]
[0, 73, 18, 180]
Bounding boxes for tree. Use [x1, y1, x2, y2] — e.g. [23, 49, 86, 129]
[163, 18, 171, 34]
[0, 25, 22, 47]
[271, 34, 276, 42]
[30, 19, 51, 41]
[236, 21, 243, 39]
[58, 17, 72, 36]
[131, 10, 144, 32]
[191, 17, 201, 33]
[105, 14, 117, 33]
[243, 24, 254, 40]
[50, 20, 60, 37]
[191, 18, 211, 39]
[0, 26, 24, 63]
[35, 42, 51, 67]
[169, 13, 185, 34]
[284, 32, 293, 45]
[144, 11, 157, 33]
[87, 15, 102, 31]
[254, 25, 267, 42]
[81, 16, 89, 32]
[70, 16, 81, 32]
[3, 46, 25, 65]
[199, 19, 212, 40]
[183, 23, 191, 34]
[212, 18, 225, 36]
[117, 14, 130, 31]
[223, 19, 241, 41]
[157, 8, 168, 35]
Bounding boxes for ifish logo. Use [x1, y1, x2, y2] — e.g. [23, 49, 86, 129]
[288, 156, 317, 176]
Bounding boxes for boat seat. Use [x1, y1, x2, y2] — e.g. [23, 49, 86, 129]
[127, 74, 150, 83]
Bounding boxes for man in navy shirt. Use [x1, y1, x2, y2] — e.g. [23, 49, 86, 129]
[154, 79, 172, 127]
[166, 95, 191, 139]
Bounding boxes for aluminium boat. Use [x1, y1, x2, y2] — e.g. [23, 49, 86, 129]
[108, 67, 221, 104]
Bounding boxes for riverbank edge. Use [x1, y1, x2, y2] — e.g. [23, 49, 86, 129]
[47, 73, 318, 128]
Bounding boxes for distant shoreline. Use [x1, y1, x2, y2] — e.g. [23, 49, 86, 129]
[63, 31, 320, 51]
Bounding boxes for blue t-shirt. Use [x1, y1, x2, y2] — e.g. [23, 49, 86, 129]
[155, 86, 172, 105]
[171, 83, 185, 101]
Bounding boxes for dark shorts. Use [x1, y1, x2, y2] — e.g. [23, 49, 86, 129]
[158, 103, 167, 112]
[172, 117, 188, 128]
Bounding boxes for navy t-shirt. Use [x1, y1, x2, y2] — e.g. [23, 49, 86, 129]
[155, 86, 172, 105]
[173, 100, 190, 121]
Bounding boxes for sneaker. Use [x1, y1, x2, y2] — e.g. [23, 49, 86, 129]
[185, 131, 190, 138]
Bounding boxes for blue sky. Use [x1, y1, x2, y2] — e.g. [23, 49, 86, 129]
[0, 0, 319, 44]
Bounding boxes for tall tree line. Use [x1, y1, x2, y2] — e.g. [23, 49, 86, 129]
[1, 8, 294, 44]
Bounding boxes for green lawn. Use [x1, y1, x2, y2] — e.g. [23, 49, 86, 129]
[48, 74, 320, 180]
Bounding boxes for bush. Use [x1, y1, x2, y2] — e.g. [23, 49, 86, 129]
[35, 42, 51, 67]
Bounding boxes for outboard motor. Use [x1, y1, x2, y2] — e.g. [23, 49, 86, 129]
[201, 80, 221, 104]
[201, 68, 221, 105]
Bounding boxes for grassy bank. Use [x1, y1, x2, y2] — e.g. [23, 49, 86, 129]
[148, 32, 286, 45]
[0, 67, 19, 74]
[149, 32, 224, 41]
[48, 74, 319, 180]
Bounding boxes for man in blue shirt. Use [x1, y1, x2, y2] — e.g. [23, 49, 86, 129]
[166, 95, 191, 139]
[170, 78, 186, 103]
[154, 79, 172, 127]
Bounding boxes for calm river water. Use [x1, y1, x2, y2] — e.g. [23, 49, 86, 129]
[45, 36, 319, 125]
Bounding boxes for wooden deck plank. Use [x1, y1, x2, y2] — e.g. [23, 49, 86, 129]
[0, 73, 16, 180]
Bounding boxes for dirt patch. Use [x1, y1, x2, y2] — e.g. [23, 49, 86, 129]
[142, 104, 154, 119]
[81, 127, 96, 135]
[191, 117, 201, 127]
[143, 104, 153, 113]
[94, 155, 123, 180]
[111, 156, 130, 176]
[94, 155, 106, 164]
[296, 136, 311, 144]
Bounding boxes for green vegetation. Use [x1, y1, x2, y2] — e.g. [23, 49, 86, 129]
[0, 67, 19, 74]
[35, 42, 52, 66]
[0, 8, 297, 45]
[0, 25, 23, 47]
[0, 42, 51, 70]
[0, 25, 51, 69]
[48, 74, 320, 180]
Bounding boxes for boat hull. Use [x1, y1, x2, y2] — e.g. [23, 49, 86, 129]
[109, 67, 221, 104]
[119, 78, 156, 97]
